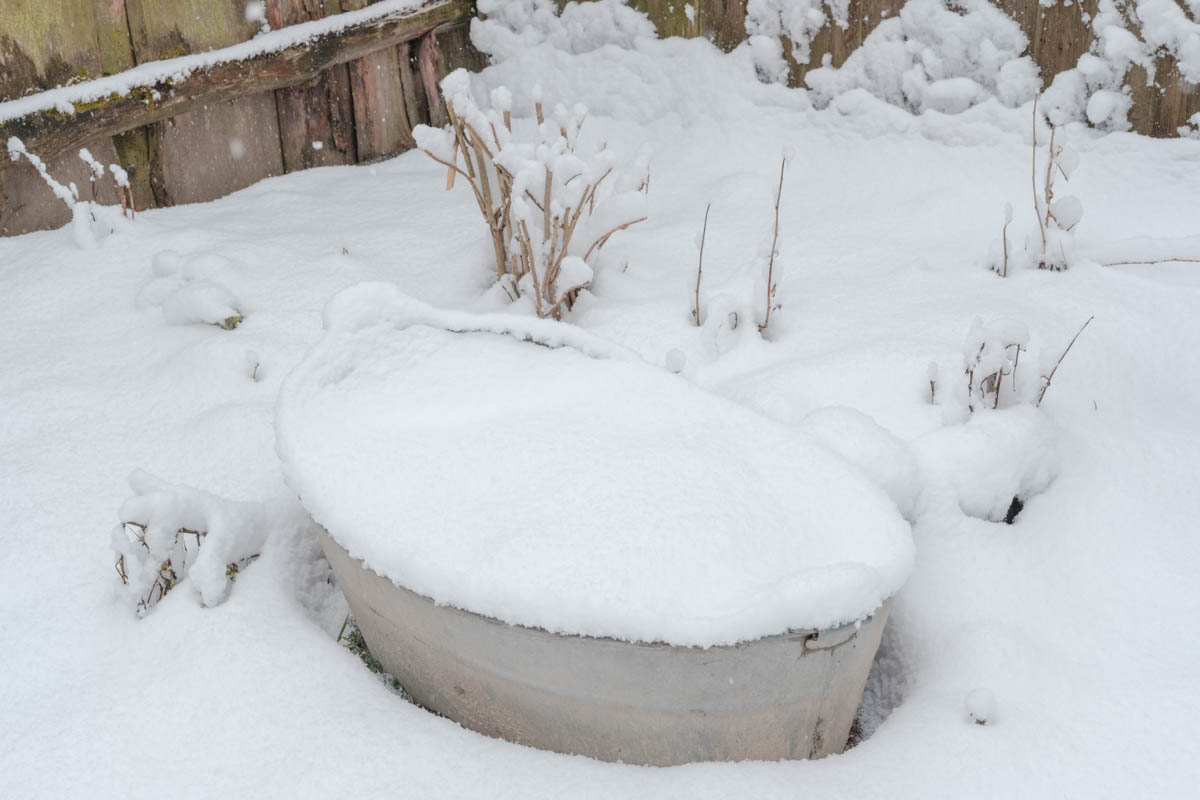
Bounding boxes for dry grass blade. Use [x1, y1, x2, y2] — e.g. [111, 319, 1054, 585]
[583, 217, 647, 262]
[694, 202, 711, 325]
[1036, 316, 1094, 406]
[760, 156, 786, 332]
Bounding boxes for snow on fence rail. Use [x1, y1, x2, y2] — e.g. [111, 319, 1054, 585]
[0, 0, 471, 160]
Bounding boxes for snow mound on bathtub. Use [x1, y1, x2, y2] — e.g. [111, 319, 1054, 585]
[275, 284, 913, 647]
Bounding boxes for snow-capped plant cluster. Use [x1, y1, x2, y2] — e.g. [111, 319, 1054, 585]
[138, 249, 246, 329]
[989, 103, 1083, 274]
[800, 0, 1041, 114]
[7, 137, 134, 249]
[111, 470, 267, 616]
[745, 0, 849, 65]
[1027, 114, 1083, 271]
[689, 155, 792, 354]
[930, 315, 1092, 424]
[747, 0, 1198, 132]
[470, 0, 655, 62]
[414, 70, 648, 319]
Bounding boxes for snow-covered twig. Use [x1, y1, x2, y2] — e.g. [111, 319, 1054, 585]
[8, 136, 77, 208]
[759, 155, 786, 332]
[1035, 316, 1094, 406]
[110, 470, 268, 616]
[1032, 97, 1045, 254]
[1028, 99, 1082, 271]
[693, 202, 710, 325]
[110, 163, 134, 218]
[79, 147, 105, 202]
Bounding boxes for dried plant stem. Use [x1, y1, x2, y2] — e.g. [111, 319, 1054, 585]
[582, 216, 646, 262]
[1036, 316, 1094, 406]
[693, 202, 711, 326]
[1102, 258, 1200, 266]
[423, 93, 643, 320]
[1001, 217, 1011, 278]
[1032, 97, 1046, 253]
[761, 156, 786, 332]
[1043, 124, 1058, 231]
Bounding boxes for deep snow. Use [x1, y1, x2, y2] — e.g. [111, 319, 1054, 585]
[2, 3, 1200, 797]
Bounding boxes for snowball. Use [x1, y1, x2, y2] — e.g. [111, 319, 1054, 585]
[151, 249, 183, 277]
[1050, 196, 1083, 231]
[554, 256, 593, 299]
[161, 282, 241, 327]
[108, 163, 130, 188]
[1086, 89, 1129, 129]
[747, 34, 788, 84]
[78, 147, 105, 180]
[244, 1, 266, 23]
[490, 86, 513, 112]
[1055, 146, 1080, 180]
[664, 348, 687, 373]
[922, 77, 982, 115]
[965, 687, 997, 725]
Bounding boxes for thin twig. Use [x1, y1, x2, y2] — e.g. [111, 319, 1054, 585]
[760, 156, 787, 332]
[1043, 124, 1058, 232]
[1036, 316, 1094, 406]
[1001, 217, 1011, 278]
[583, 217, 646, 262]
[693, 202, 711, 326]
[1032, 96, 1046, 254]
[1101, 258, 1200, 266]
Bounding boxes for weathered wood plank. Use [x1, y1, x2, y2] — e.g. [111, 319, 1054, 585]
[0, 0, 472, 161]
[343, 0, 420, 160]
[1150, 55, 1200, 137]
[397, 41, 429, 129]
[417, 29, 447, 129]
[0, 0, 138, 234]
[704, 0, 749, 53]
[350, 45, 418, 158]
[0, 0, 107, 101]
[434, 17, 487, 78]
[269, 0, 357, 170]
[1035, 0, 1097, 80]
[629, 0, 704, 39]
[125, 0, 284, 206]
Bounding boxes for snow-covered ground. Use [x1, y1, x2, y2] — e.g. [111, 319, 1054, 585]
[3, 4, 1200, 797]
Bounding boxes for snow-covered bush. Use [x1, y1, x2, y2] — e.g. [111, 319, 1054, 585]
[111, 470, 267, 616]
[801, 0, 1040, 113]
[414, 70, 647, 319]
[471, 0, 654, 61]
[930, 316, 1093, 422]
[7, 137, 133, 249]
[138, 250, 245, 329]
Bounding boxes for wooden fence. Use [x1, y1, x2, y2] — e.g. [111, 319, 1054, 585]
[2, 0, 1197, 236]
[0, 0, 483, 236]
